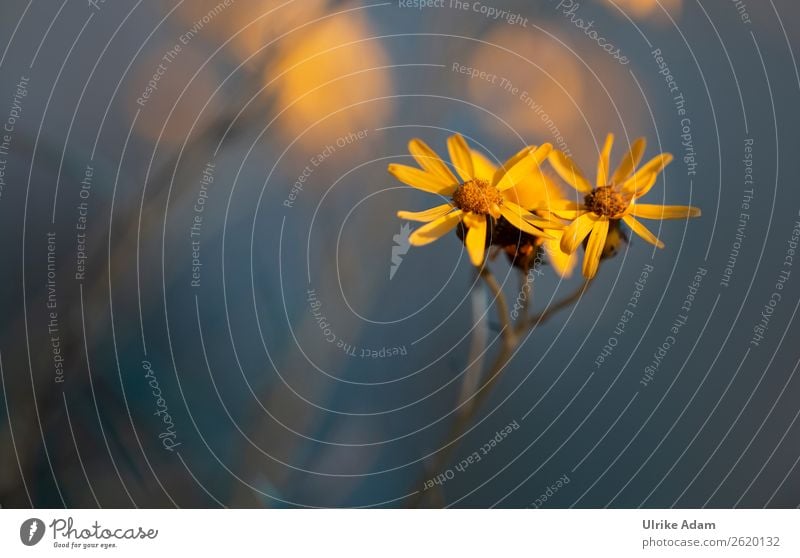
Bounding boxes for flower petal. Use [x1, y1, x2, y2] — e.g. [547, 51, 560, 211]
[630, 204, 702, 220]
[462, 211, 483, 229]
[611, 137, 646, 183]
[536, 199, 586, 221]
[447, 134, 474, 182]
[544, 199, 583, 211]
[597, 133, 615, 187]
[470, 149, 498, 183]
[397, 203, 455, 222]
[464, 215, 488, 266]
[582, 218, 609, 279]
[621, 170, 659, 198]
[622, 153, 673, 196]
[548, 150, 593, 193]
[388, 163, 457, 195]
[542, 232, 577, 278]
[408, 139, 458, 183]
[505, 199, 562, 230]
[500, 202, 554, 239]
[502, 182, 540, 210]
[500, 146, 535, 171]
[494, 149, 533, 192]
[502, 166, 562, 210]
[541, 208, 587, 221]
[529, 143, 554, 167]
[637, 152, 674, 176]
[560, 212, 598, 254]
[496, 144, 552, 192]
[409, 210, 463, 246]
[622, 215, 665, 248]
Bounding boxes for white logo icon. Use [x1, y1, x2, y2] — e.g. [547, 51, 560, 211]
[390, 223, 413, 280]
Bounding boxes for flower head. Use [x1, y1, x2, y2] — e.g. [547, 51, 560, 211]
[548, 133, 701, 279]
[389, 135, 559, 266]
[469, 148, 578, 277]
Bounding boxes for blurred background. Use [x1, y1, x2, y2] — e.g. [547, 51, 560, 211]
[0, 0, 799, 508]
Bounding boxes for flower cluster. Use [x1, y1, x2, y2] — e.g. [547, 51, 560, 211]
[389, 133, 701, 279]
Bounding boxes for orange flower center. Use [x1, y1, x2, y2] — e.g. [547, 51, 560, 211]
[585, 185, 630, 217]
[452, 179, 503, 216]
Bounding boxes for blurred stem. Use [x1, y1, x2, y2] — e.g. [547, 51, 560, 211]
[480, 267, 517, 349]
[410, 267, 515, 507]
[521, 280, 592, 330]
[409, 273, 591, 508]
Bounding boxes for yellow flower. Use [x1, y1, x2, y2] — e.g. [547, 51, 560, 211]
[471, 149, 577, 277]
[390, 135, 558, 266]
[548, 133, 701, 279]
